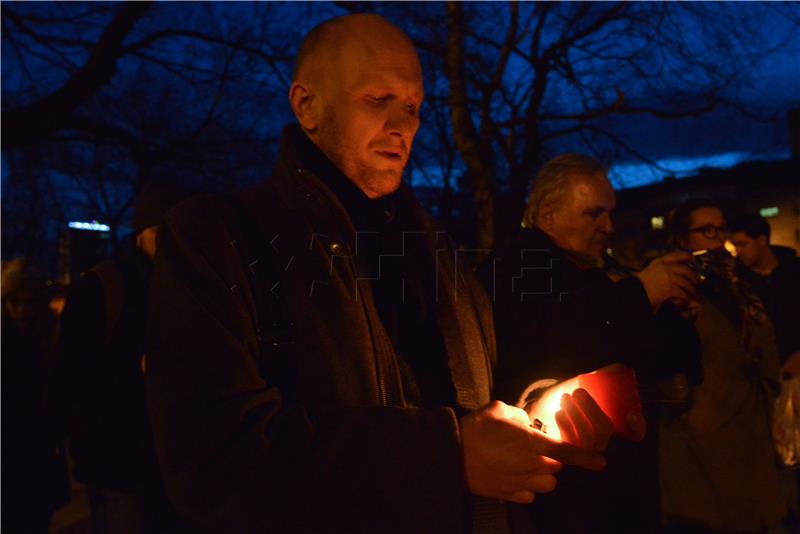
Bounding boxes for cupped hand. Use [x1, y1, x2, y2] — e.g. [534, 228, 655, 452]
[555, 388, 615, 451]
[461, 401, 606, 504]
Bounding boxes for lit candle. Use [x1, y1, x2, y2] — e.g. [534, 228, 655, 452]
[526, 365, 642, 442]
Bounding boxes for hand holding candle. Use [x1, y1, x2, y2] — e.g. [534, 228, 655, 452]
[555, 388, 614, 451]
[460, 400, 607, 504]
[525, 364, 645, 444]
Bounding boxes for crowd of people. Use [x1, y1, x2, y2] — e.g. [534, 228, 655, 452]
[2, 13, 799, 534]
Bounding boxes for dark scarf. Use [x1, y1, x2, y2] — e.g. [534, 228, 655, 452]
[291, 127, 454, 409]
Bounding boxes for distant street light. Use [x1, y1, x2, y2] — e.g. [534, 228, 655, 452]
[67, 221, 111, 232]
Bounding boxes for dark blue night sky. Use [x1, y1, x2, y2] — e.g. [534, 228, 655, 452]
[2, 1, 799, 259]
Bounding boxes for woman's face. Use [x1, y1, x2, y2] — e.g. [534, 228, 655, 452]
[683, 207, 727, 252]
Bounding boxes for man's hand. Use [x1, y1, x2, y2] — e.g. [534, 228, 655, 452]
[460, 401, 606, 504]
[635, 251, 698, 311]
[555, 389, 615, 450]
[671, 295, 703, 320]
[525, 366, 645, 443]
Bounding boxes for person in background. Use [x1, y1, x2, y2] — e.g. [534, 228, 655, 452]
[53, 182, 186, 534]
[660, 198, 786, 532]
[1, 257, 70, 533]
[729, 212, 800, 377]
[480, 153, 701, 533]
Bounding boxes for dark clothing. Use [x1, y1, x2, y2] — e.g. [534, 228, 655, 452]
[659, 266, 785, 530]
[56, 242, 154, 489]
[737, 245, 800, 364]
[480, 228, 700, 400]
[87, 488, 146, 534]
[1, 308, 70, 533]
[54, 241, 178, 532]
[479, 227, 701, 534]
[293, 129, 455, 410]
[146, 125, 502, 532]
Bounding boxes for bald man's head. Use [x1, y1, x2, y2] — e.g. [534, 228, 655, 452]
[288, 14, 424, 198]
[292, 14, 417, 84]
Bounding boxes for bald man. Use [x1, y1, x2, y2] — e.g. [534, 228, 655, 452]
[147, 15, 611, 532]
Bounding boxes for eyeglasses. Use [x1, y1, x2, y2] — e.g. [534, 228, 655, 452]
[687, 225, 729, 239]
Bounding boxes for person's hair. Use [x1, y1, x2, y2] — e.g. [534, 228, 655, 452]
[521, 153, 607, 229]
[729, 213, 771, 240]
[667, 197, 723, 246]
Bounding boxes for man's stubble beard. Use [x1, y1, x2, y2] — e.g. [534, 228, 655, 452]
[317, 106, 404, 198]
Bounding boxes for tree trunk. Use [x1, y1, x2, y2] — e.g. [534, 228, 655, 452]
[445, 1, 495, 250]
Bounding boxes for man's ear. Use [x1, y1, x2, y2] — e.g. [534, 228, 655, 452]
[757, 234, 768, 248]
[538, 204, 556, 233]
[289, 81, 319, 132]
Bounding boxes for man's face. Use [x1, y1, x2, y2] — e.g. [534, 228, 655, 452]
[683, 207, 727, 252]
[542, 173, 616, 261]
[730, 231, 767, 268]
[311, 40, 424, 198]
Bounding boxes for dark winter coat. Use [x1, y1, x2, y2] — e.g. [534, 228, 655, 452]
[146, 126, 500, 533]
[2, 301, 70, 532]
[54, 241, 158, 491]
[659, 270, 786, 530]
[478, 227, 701, 534]
[738, 245, 800, 364]
[479, 227, 701, 402]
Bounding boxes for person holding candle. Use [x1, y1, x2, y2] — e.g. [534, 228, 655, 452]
[145, 15, 620, 533]
[659, 199, 786, 532]
[479, 154, 703, 533]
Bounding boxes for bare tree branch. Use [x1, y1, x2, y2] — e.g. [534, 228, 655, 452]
[2, 2, 153, 148]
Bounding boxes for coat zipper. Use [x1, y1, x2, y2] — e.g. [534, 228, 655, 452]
[377, 365, 388, 406]
[340, 243, 389, 407]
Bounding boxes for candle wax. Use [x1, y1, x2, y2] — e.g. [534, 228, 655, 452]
[527, 366, 642, 442]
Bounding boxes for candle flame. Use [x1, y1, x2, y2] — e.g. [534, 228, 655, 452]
[529, 377, 581, 442]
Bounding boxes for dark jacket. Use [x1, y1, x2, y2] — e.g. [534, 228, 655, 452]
[146, 126, 499, 533]
[54, 240, 158, 491]
[659, 265, 786, 530]
[480, 228, 700, 402]
[478, 227, 701, 534]
[2, 305, 70, 532]
[737, 245, 800, 364]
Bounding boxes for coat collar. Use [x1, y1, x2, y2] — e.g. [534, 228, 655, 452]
[241, 124, 492, 410]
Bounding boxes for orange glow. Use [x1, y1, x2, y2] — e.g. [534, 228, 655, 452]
[530, 378, 580, 441]
[526, 366, 642, 442]
[49, 296, 66, 317]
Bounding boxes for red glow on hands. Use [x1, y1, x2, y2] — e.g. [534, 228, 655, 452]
[527, 365, 642, 442]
